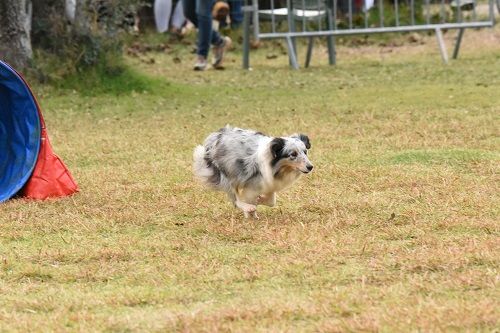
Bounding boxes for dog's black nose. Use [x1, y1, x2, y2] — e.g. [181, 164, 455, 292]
[307, 165, 314, 171]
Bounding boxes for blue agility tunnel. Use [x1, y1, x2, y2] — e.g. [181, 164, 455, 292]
[0, 61, 41, 202]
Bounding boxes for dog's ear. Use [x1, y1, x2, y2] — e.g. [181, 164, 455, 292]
[292, 134, 311, 149]
[270, 137, 285, 159]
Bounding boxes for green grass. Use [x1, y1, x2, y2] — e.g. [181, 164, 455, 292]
[387, 149, 498, 165]
[0, 26, 499, 332]
[59, 65, 166, 96]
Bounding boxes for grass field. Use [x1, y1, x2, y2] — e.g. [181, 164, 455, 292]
[1, 27, 499, 332]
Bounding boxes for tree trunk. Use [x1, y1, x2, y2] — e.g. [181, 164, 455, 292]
[0, 0, 33, 71]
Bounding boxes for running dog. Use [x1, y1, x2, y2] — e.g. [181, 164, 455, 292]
[193, 126, 313, 218]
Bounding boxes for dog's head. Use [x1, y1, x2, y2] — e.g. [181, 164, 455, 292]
[270, 134, 313, 174]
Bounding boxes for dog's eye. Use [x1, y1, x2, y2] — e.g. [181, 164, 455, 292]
[303, 150, 308, 155]
[290, 151, 298, 158]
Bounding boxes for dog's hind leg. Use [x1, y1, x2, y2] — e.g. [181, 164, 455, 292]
[227, 191, 237, 207]
[257, 192, 276, 207]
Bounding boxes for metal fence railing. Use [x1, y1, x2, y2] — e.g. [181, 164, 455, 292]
[242, 0, 496, 68]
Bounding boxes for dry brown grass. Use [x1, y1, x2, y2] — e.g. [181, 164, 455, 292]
[0, 25, 499, 332]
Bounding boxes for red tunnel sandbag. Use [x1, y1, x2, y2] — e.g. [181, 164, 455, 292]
[17, 75, 79, 200]
[21, 112, 79, 199]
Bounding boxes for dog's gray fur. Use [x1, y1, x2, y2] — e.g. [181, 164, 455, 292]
[193, 126, 313, 218]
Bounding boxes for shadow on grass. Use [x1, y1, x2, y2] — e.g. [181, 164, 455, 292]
[379, 149, 498, 167]
[58, 64, 169, 96]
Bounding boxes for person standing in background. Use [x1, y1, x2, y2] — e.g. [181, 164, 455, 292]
[154, 0, 187, 35]
[182, 0, 232, 70]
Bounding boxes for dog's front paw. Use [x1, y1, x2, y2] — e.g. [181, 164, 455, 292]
[237, 200, 257, 219]
[244, 210, 259, 219]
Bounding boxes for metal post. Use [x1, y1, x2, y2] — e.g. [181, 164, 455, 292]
[286, 0, 298, 60]
[333, 0, 338, 29]
[379, 0, 384, 27]
[302, 0, 307, 31]
[452, 28, 465, 59]
[271, 0, 276, 33]
[243, 0, 251, 69]
[348, 0, 353, 28]
[394, 0, 400, 26]
[326, 0, 336, 66]
[440, 0, 445, 23]
[327, 35, 336, 65]
[364, 0, 368, 28]
[410, 0, 415, 25]
[457, 0, 463, 23]
[305, 37, 314, 67]
[425, 0, 430, 24]
[435, 28, 448, 64]
[252, 0, 260, 42]
[489, 0, 495, 23]
[317, 0, 322, 29]
[286, 36, 300, 69]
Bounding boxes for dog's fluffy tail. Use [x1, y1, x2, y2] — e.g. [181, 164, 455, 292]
[193, 145, 222, 189]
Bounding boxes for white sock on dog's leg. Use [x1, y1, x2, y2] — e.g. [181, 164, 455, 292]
[236, 200, 256, 219]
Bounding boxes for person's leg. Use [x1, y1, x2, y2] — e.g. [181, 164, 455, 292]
[210, 1, 232, 69]
[229, 0, 243, 29]
[182, 0, 197, 26]
[171, 0, 186, 30]
[186, 0, 229, 69]
[195, 0, 223, 58]
[154, 0, 173, 32]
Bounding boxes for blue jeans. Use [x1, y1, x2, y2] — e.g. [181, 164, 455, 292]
[219, 0, 243, 29]
[182, 0, 223, 58]
[229, 0, 243, 28]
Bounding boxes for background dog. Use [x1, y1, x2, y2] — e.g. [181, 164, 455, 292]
[193, 126, 313, 218]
